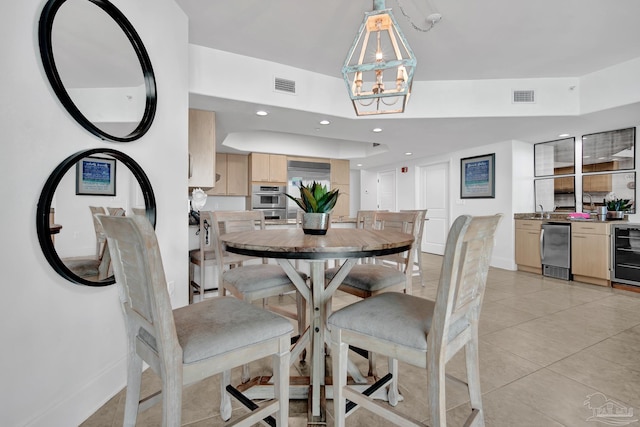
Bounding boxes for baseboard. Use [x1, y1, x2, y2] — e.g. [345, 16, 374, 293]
[25, 356, 127, 427]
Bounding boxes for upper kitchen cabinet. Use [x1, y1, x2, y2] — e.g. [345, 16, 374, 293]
[188, 109, 215, 189]
[208, 153, 248, 196]
[582, 128, 635, 173]
[249, 153, 287, 184]
[330, 159, 350, 185]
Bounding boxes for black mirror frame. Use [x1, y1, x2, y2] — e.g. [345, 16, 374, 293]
[37, 148, 157, 286]
[38, 0, 157, 142]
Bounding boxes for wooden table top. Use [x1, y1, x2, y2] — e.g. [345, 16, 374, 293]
[221, 228, 414, 260]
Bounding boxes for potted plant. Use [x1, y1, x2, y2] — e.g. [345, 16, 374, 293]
[285, 181, 340, 235]
[604, 195, 633, 220]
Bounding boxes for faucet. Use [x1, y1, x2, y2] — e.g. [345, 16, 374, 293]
[585, 193, 594, 211]
[537, 204, 545, 219]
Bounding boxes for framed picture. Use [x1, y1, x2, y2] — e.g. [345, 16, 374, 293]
[76, 156, 116, 196]
[460, 153, 495, 199]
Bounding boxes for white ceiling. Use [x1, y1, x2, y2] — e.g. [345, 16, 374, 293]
[176, 0, 640, 168]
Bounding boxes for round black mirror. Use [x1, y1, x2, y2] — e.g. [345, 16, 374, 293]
[38, 0, 157, 142]
[37, 149, 156, 286]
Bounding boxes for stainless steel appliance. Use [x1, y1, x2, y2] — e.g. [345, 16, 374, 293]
[541, 222, 572, 280]
[612, 224, 640, 286]
[287, 160, 331, 219]
[251, 184, 286, 219]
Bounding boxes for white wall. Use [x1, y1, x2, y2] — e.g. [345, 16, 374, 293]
[359, 140, 525, 270]
[0, 1, 189, 426]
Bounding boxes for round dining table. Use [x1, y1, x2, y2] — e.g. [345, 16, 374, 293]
[220, 227, 414, 421]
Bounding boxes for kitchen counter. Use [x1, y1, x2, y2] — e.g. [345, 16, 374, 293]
[265, 217, 357, 226]
[514, 213, 628, 223]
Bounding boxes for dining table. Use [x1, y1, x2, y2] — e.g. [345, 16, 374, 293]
[220, 227, 414, 422]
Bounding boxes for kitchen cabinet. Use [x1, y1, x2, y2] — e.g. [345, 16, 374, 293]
[249, 153, 287, 183]
[330, 159, 350, 218]
[553, 166, 574, 193]
[188, 109, 216, 189]
[208, 153, 248, 196]
[572, 222, 611, 286]
[515, 220, 542, 274]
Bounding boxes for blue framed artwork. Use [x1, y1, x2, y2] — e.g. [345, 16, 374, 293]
[460, 153, 495, 199]
[76, 156, 116, 196]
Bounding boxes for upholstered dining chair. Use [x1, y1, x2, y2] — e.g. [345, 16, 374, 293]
[98, 214, 292, 427]
[329, 214, 502, 427]
[188, 211, 250, 303]
[211, 210, 308, 381]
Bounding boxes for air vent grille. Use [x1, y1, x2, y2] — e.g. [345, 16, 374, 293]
[512, 90, 535, 103]
[274, 77, 296, 94]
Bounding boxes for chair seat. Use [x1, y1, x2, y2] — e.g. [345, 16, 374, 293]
[328, 292, 468, 352]
[174, 296, 294, 364]
[326, 264, 406, 293]
[224, 264, 307, 294]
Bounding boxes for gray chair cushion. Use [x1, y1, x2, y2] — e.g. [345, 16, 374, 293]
[224, 264, 307, 294]
[326, 264, 405, 292]
[173, 296, 293, 364]
[328, 292, 468, 352]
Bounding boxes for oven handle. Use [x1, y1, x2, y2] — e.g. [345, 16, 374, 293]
[540, 228, 544, 261]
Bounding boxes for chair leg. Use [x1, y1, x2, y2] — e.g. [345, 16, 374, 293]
[220, 370, 232, 421]
[274, 336, 291, 426]
[123, 353, 143, 427]
[188, 261, 195, 304]
[465, 333, 485, 426]
[387, 357, 400, 406]
[296, 292, 307, 363]
[161, 364, 183, 427]
[368, 351, 377, 377]
[332, 332, 349, 427]
[427, 358, 447, 427]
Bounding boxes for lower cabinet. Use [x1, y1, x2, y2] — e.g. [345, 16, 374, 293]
[572, 222, 610, 286]
[515, 220, 542, 274]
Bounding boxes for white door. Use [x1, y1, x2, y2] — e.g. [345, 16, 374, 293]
[419, 162, 449, 255]
[377, 170, 396, 210]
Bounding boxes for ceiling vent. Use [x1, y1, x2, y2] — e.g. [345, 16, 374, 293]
[274, 77, 296, 95]
[512, 90, 535, 104]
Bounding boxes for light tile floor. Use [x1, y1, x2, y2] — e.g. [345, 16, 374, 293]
[82, 254, 640, 426]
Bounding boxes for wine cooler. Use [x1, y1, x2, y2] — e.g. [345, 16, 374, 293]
[612, 224, 640, 286]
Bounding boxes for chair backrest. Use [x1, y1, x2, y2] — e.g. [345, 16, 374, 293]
[209, 210, 265, 271]
[373, 211, 420, 280]
[97, 214, 179, 370]
[400, 209, 427, 245]
[356, 210, 388, 229]
[372, 211, 418, 235]
[429, 214, 502, 354]
[107, 207, 126, 216]
[89, 206, 107, 258]
[132, 207, 146, 216]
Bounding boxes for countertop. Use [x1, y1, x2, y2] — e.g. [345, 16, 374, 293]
[189, 216, 357, 227]
[514, 212, 628, 224]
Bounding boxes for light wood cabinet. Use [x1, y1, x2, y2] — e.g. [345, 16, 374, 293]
[331, 159, 350, 185]
[331, 183, 350, 218]
[515, 220, 542, 274]
[188, 109, 216, 189]
[249, 153, 287, 184]
[208, 153, 248, 196]
[572, 222, 611, 286]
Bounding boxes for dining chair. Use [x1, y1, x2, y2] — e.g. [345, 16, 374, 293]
[384, 209, 427, 286]
[329, 214, 502, 427]
[326, 210, 419, 375]
[107, 206, 126, 216]
[211, 210, 308, 380]
[89, 206, 107, 259]
[98, 214, 292, 427]
[355, 209, 387, 230]
[188, 211, 250, 304]
[132, 207, 146, 216]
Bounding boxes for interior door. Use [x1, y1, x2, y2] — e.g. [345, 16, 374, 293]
[377, 170, 396, 211]
[419, 162, 449, 255]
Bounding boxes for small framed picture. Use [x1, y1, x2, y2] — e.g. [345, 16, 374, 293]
[76, 156, 116, 196]
[460, 153, 495, 199]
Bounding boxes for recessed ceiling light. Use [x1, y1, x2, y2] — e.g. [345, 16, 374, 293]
[319, 120, 330, 125]
[256, 110, 268, 116]
[356, 163, 363, 167]
[405, 152, 413, 156]
[372, 128, 382, 133]
[558, 133, 570, 137]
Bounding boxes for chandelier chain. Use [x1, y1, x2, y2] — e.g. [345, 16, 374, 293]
[394, 0, 440, 33]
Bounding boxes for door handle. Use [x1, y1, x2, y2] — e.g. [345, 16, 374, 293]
[540, 228, 544, 261]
